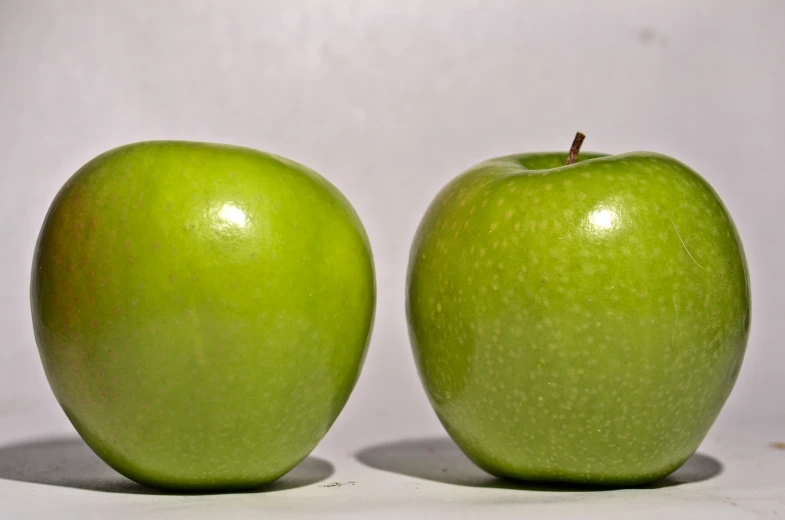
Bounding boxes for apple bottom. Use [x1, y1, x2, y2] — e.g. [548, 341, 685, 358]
[62, 407, 317, 492]
[433, 402, 714, 487]
[464, 445, 689, 487]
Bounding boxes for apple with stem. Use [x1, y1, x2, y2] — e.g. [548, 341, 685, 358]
[31, 141, 375, 491]
[406, 133, 750, 485]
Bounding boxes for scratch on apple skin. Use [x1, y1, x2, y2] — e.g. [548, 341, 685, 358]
[671, 296, 679, 351]
[667, 215, 705, 271]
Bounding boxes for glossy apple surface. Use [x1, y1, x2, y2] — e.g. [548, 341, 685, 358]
[407, 151, 749, 485]
[31, 141, 375, 491]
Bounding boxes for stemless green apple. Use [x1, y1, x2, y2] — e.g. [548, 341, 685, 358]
[31, 141, 375, 491]
[407, 135, 749, 485]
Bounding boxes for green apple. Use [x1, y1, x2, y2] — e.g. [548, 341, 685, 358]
[31, 141, 375, 491]
[406, 135, 749, 485]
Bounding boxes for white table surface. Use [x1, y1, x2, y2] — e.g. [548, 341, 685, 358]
[1, 415, 783, 520]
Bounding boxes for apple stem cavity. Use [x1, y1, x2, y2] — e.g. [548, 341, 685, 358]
[566, 132, 586, 165]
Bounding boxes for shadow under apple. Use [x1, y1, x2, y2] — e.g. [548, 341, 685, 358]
[355, 437, 722, 491]
[0, 437, 334, 495]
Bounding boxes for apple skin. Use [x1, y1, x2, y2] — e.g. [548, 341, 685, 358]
[31, 141, 375, 491]
[407, 151, 749, 486]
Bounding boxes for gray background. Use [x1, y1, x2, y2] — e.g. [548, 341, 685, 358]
[1, 0, 783, 456]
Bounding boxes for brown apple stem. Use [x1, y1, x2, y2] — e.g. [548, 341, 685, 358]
[566, 132, 586, 165]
